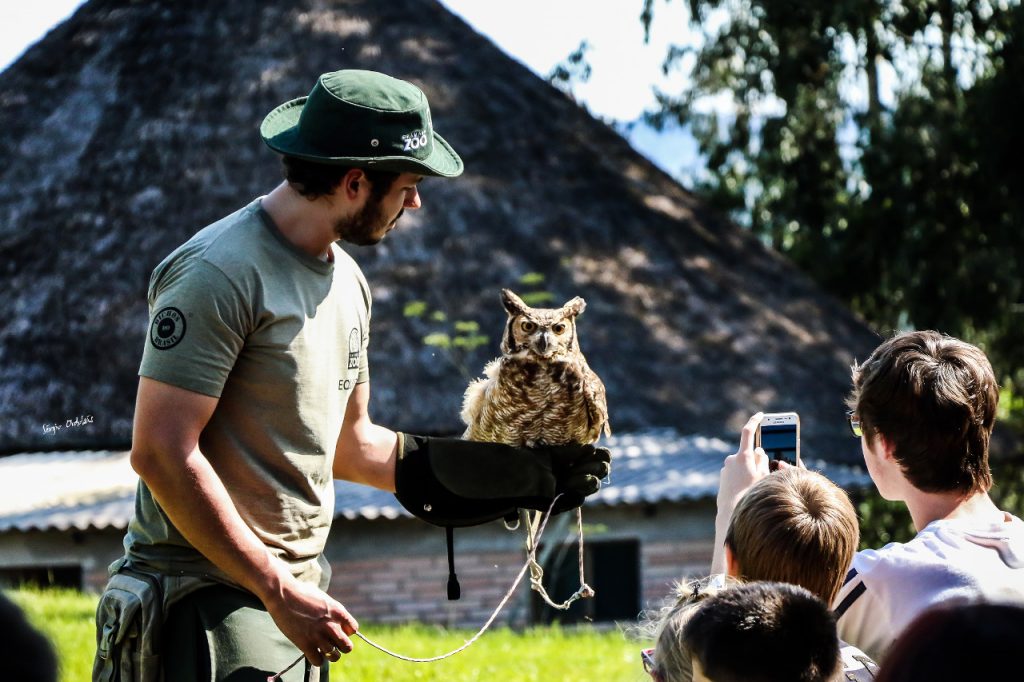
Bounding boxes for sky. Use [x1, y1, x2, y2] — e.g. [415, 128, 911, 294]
[440, 0, 693, 121]
[0, 0, 701, 178]
[0, 1, 694, 120]
[438, 0, 702, 178]
[0, 1, 86, 70]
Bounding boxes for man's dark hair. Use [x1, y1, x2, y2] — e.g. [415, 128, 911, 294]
[876, 602, 1024, 682]
[0, 591, 58, 682]
[682, 582, 841, 682]
[281, 156, 400, 200]
[846, 330, 998, 494]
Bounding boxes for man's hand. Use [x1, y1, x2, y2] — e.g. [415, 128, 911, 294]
[260, 571, 359, 667]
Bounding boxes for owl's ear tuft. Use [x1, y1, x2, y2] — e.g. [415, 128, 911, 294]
[501, 289, 529, 316]
[562, 296, 586, 317]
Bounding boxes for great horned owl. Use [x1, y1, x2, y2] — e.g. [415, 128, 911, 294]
[461, 289, 610, 447]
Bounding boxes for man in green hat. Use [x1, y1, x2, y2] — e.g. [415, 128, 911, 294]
[92, 70, 610, 681]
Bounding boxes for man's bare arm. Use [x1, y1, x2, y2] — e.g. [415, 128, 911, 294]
[332, 381, 398, 491]
[130, 376, 357, 664]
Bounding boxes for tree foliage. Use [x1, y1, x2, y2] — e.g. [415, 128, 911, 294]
[641, 0, 1024, 398]
[547, 40, 593, 102]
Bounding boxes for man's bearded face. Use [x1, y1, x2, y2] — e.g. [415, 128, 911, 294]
[336, 193, 400, 246]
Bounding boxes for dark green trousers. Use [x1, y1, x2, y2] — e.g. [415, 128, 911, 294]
[162, 584, 328, 682]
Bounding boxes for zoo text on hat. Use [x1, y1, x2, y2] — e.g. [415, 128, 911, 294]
[260, 69, 463, 178]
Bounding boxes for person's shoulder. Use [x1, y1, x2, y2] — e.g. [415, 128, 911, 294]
[154, 202, 261, 273]
[1000, 511, 1024, 530]
[850, 526, 952, 579]
[1005, 512, 1024, 545]
[853, 515, 1024, 588]
[925, 514, 1024, 548]
[330, 243, 362, 272]
[852, 537, 916, 567]
[330, 244, 371, 303]
[191, 201, 268, 272]
[147, 202, 268, 304]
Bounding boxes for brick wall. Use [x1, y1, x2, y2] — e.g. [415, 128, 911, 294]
[328, 549, 528, 628]
[640, 538, 716, 611]
[324, 501, 718, 627]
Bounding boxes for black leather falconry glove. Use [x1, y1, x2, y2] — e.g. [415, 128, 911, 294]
[393, 433, 612, 528]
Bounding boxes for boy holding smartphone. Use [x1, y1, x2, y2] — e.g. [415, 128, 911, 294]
[643, 420, 878, 681]
[715, 331, 1024, 664]
[705, 424, 879, 680]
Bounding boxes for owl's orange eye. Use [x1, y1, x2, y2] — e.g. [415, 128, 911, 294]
[521, 320, 537, 333]
[552, 323, 566, 334]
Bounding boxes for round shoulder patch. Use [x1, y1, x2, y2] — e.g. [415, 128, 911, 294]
[150, 306, 187, 350]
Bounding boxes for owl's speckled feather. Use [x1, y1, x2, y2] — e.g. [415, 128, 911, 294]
[462, 289, 610, 447]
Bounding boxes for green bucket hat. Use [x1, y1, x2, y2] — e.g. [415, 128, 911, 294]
[260, 69, 463, 177]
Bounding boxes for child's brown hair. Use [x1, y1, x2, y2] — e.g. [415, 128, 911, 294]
[725, 467, 859, 605]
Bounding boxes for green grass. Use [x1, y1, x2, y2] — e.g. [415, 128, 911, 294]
[9, 587, 97, 682]
[340, 624, 641, 681]
[6, 588, 644, 682]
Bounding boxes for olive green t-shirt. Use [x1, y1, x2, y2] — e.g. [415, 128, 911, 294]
[125, 199, 370, 589]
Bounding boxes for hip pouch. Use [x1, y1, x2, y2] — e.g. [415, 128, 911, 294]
[93, 569, 163, 682]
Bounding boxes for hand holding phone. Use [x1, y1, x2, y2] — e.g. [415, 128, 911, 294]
[755, 412, 800, 466]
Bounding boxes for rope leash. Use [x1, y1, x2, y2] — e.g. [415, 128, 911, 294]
[524, 507, 593, 609]
[267, 495, 579, 680]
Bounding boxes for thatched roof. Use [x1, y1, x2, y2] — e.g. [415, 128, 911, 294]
[0, 0, 879, 462]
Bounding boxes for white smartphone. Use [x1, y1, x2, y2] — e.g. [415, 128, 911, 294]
[755, 412, 800, 466]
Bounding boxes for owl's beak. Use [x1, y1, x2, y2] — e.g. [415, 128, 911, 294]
[534, 333, 555, 357]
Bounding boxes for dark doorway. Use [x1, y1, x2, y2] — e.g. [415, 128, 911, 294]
[0, 564, 83, 589]
[531, 539, 640, 624]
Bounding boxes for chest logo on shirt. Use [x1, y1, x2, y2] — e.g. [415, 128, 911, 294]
[150, 307, 186, 350]
[347, 328, 361, 370]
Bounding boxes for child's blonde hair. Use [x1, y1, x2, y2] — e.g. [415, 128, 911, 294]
[635, 575, 742, 682]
